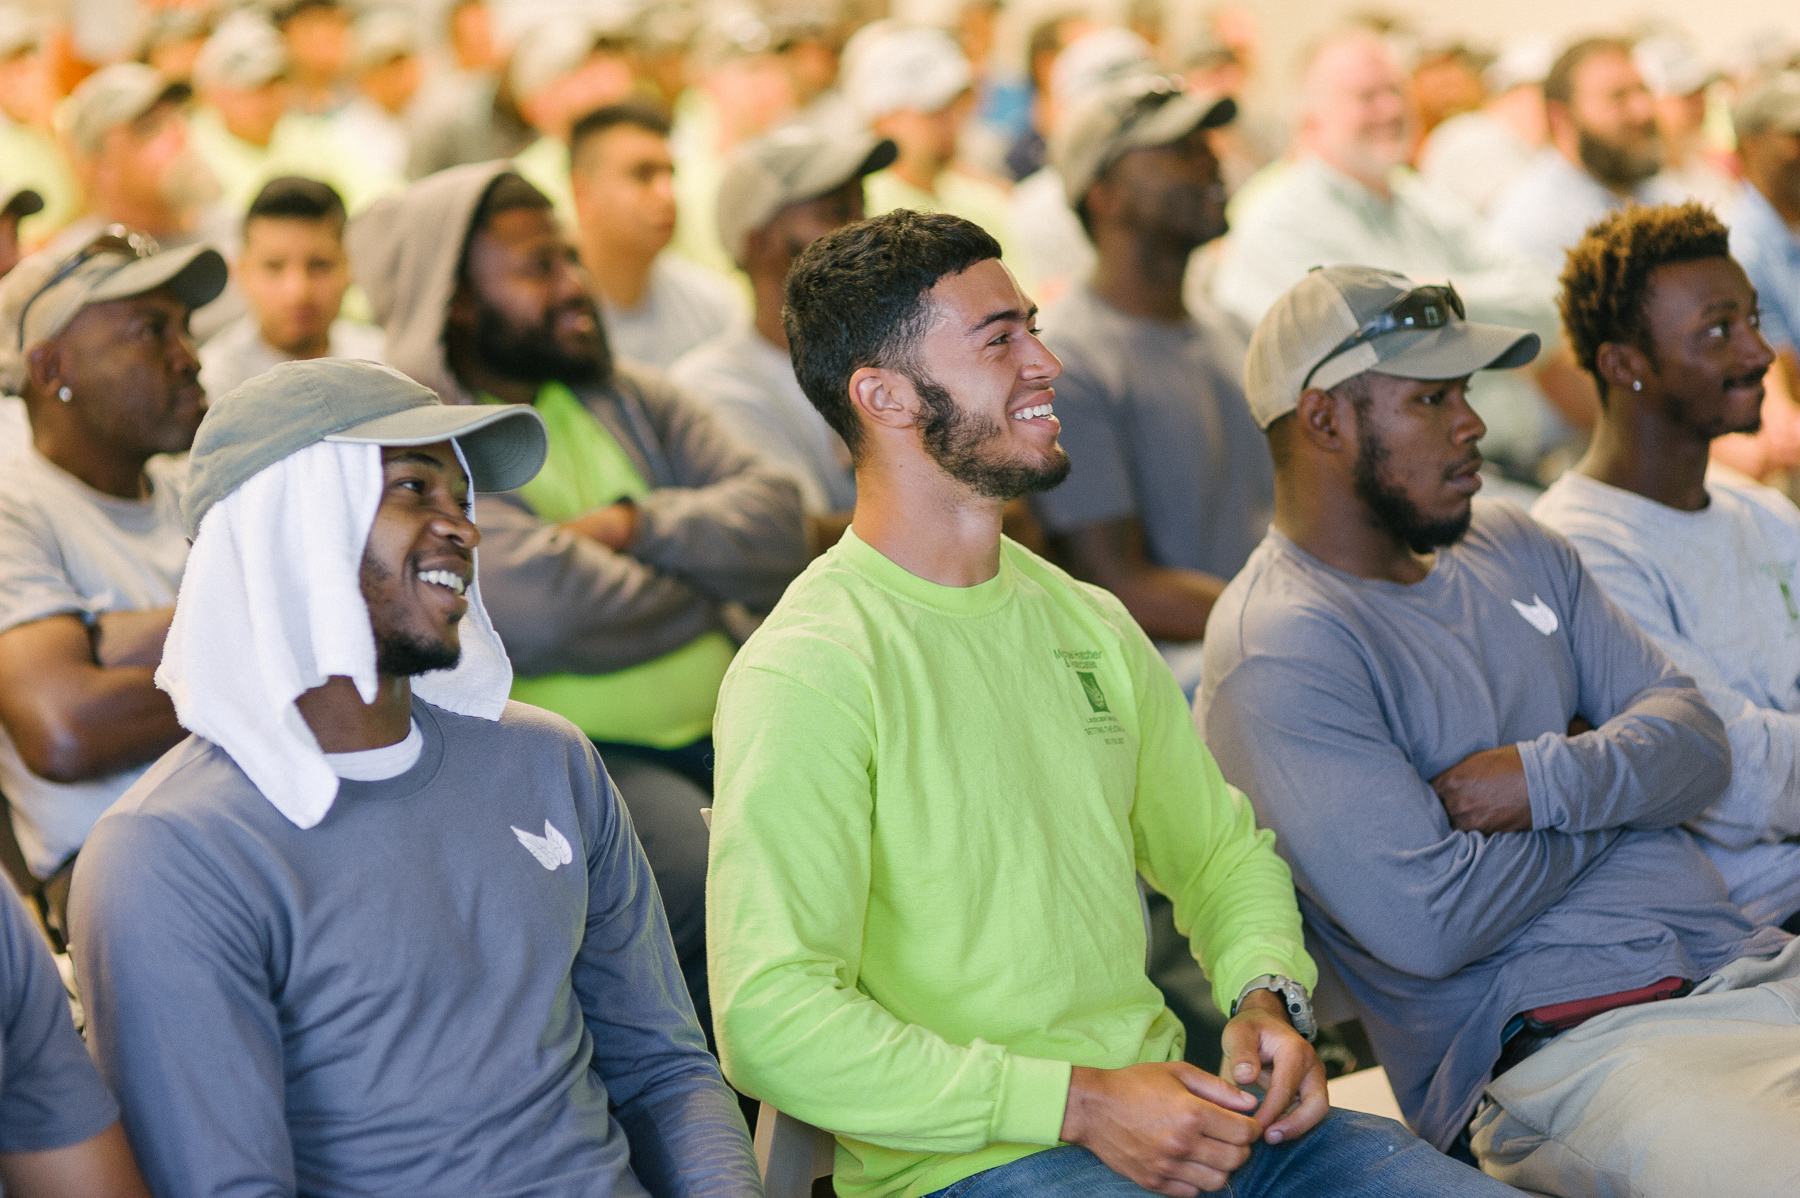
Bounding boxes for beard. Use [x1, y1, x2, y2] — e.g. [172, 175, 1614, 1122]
[376, 629, 461, 676]
[1576, 124, 1663, 190]
[914, 374, 1070, 500]
[1352, 421, 1472, 553]
[473, 293, 608, 387]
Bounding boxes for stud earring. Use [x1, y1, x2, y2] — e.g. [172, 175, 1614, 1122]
[56, 386, 71, 402]
[1632, 380, 1642, 392]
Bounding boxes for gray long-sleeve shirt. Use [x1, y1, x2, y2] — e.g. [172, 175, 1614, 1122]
[69, 698, 761, 1198]
[1535, 468, 1800, 926]
[1199, 500, 1788, 1149]
[476, 365, 807, 678]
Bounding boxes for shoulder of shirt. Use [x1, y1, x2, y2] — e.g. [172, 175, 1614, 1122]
[668, 326, 758, 390]
[446, 696, 597, 755]
[655, 253, 738, 301]
[93, 734, 260, 839]
[1707, 467, 1800, 528]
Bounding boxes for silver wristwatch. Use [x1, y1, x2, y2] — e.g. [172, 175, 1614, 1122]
[1231, 974, 1318, 1041]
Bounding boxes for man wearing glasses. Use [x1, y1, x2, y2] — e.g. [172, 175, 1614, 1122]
[1199, 265, 1799, 1195]
[0, 230, 223, 938]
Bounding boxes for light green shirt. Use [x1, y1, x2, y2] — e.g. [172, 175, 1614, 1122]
[497, 382, 734, 748]
[189, 107, 398, 218]
[0, 119, 80, 243]
[708, 530, 1313, 1198]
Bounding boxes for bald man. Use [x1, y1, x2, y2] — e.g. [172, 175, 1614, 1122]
[1210, 28, 1585, 478]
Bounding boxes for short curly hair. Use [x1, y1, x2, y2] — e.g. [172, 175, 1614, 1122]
[1558, 202, 1733, 389]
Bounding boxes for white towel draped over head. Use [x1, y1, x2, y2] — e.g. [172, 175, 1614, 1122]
[156, 439, 513, 828]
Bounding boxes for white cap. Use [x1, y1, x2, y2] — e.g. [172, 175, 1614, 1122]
[1634, 32, 1712, 99]
[1050, 27, 1154, 107]
[0, 6, 40, 61]
[1482, 34, 1555, 94]
[845, 24, 971, 119]
[508, 4, 635, 103]
[194, 13, 287, 91]
[353, 8, 418, 73]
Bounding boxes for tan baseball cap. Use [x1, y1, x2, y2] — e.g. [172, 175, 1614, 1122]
[353, 7, 418, 72]
[1244, 265, 1541, 429]
[59, 63, 190, 160]
[844, 24, 971, 120]
[1052, 75, 1235, 206]
[0, 231, 227, 391]
[184, 358, 548, 538]
[1736, 72, 1800, 137]
[716, 126, 896, 265]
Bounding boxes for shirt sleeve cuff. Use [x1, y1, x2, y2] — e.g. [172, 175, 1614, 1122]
[990, 1053, 1073, 1146]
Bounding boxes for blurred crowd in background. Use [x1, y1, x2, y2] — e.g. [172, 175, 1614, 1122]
[2, 0, 1800, 491]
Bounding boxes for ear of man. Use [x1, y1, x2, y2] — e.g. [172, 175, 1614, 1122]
[1292, 385, 1352, 456]
[1594, 339, 1652, 398]
[22, 338, 64, 406]
[848, 365, 924, 438]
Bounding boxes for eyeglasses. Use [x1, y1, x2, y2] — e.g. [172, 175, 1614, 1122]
[15, 225, 160, 351]
[1302, 283, 1465, 389]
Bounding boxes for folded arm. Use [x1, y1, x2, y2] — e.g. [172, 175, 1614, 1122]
[1204, 651, 1618, 981]
[0, 614, 183, 783]
[473, 493, 722, 677]
[1515, 546, 1730, 834]
[625, 373, 808, 611]
[1560, 537, 1800, 846]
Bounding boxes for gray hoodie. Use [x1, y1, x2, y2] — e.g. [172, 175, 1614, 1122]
[347, 161, 806, 676]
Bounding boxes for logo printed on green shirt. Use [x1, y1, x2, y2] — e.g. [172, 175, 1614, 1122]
[1076, 671, 1111, 713]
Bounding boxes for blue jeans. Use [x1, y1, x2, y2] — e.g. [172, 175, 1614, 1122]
[924, 1110, 1513, 1198]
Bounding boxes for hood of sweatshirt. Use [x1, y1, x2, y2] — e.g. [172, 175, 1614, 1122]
[346, 159, 512, 404]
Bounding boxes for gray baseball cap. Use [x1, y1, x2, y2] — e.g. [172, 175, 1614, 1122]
[1053, 74, 1236, 206]
[1736, 72, 1800, 137]
[183, 358, 549, 538]
[59, 62, 190, 160]
[716, 126, 896, 265]
[1244, 265, 1541, 429]
[0, 231, 227, 391]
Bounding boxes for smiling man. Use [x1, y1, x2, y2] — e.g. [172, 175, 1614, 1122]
[1199, 264, 1800, 1195]
[1534, 204, 1800, 932]
[0, 233, 223, 937]
[707, 213, 1510, 1198]
[69, 358, 760, 1197]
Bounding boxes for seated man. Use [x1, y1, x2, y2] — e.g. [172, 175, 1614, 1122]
[1534, 203, 1800, 931]
[347, 164, 807, 1032]
[1036, 76, 1268, 701]
[671, 126, 893, 545]
[708, 210, 1520, 1198]
[200, 176, 384, 397]
[850, 24, 1018, 267]
[0, 234, 225, 929]
[1728, 73, 1800, 404]
[53, 63, 242, 340]
[1199, 264, 1798, 1195]
[1210, 28, 1582, 476]
[571, 101, 742, 370]
[0, 882, 150, 1198]
[70, 358, 758, 1195]
[1488, 38, 1684, 273]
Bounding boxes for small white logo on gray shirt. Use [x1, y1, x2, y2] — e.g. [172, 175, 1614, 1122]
[1511, 595, 1559, 636]
[512, 820, 574, 870]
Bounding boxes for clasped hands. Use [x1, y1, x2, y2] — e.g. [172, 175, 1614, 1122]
[1058, 990, 1327, 1196]
[1430, 715, 1592, 834]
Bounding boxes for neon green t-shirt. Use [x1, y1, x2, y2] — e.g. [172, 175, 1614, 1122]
[707, 530, 1315, 1198]
[496, 382, 735, 748]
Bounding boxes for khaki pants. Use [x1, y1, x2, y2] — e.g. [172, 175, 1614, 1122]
[1468, 936, 1800, 1197]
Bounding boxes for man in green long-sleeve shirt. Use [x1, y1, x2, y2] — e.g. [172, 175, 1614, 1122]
[707, 209, 1519, 1198]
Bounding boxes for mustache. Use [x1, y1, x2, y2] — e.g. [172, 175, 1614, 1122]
[1443, 450, 1483, 481]
[1725, 364, 1770, 391]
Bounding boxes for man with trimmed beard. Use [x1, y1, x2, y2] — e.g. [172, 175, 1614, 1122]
[707, 213, 1520, 1198]
[1490, 38, 1685, 273]
[1199, 265, 1800, 1196]
[347, 163, 806, 1034]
